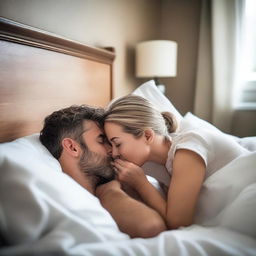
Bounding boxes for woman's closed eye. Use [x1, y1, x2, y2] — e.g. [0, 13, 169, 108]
[109, 138, 121, 148]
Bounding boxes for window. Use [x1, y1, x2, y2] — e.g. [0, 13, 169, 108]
[235, 0, 256, 109]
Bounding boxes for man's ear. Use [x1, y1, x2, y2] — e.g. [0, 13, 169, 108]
[144, 129, 154, 144]
[62, 138, 80, 157]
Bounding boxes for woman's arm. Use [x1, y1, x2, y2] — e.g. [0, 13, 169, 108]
[96, 180, 167, 238]
[114, 159, 167, 219]
[166, 149, 205, 229]
[113, 151, 205, 230]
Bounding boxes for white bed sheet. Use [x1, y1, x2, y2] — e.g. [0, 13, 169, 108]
[1, 225, 256, 256]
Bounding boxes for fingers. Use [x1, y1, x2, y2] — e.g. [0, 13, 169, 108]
[111, 161, 120, 174]
[111, 163, 122, 182]
[112, 159, 127, 172]
[112, 159, 140, 174]
[114, 159, 136, 170]
[113, 161, 123, 171]
[114, 158, 126, 167]
[113, 166, 119, 175]
[113, 162, 128, 180]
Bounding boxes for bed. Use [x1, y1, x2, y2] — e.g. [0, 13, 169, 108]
[0, 17, 256, 256]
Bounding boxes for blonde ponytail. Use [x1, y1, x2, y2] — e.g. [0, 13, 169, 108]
[161, 112, 177, 133]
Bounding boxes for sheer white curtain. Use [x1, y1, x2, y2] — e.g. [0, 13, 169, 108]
[194, 0, 244, 133]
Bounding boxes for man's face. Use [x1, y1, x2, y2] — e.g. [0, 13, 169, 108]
[78, 120, 115, 184]
[81, 120, 110, 156]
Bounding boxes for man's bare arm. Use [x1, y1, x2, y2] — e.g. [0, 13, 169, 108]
[96, 180, 167, 238]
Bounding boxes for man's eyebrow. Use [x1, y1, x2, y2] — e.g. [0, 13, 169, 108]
[98, 133, 105, 139]
[77, 128, 89, 138]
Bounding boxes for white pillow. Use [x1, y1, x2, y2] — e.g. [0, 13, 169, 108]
[133, 80, 183, 123]
[238, 136, 256, 152]
[182, 112, 256, 151]
[183, 112, 256, 153]
[0, 134, 128, 246]
[182, 112, 221, 132]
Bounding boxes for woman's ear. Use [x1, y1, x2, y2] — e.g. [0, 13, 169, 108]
[144, 129, 154, 144]
[62, 138, 80, 158]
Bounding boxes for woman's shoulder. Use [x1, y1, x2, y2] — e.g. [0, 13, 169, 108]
[170, 128, 214, 145]
[166, 129, 210, 172]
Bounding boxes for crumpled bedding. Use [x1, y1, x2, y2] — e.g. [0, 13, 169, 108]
[0, 133, 255, 256]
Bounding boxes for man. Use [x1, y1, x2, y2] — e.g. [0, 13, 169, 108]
[40, 105, 166, 238]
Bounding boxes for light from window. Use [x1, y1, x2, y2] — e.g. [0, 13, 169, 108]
[235, 0, 256, 109]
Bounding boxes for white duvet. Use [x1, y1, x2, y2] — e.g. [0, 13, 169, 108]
[0, 81, 256, 256]
[0, 144, 255, 256]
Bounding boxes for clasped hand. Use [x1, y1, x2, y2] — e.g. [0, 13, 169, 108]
[112, 159, 148, 190]
[96, 159, 148, 202]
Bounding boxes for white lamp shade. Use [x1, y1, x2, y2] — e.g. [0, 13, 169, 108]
[136, 40, 177, 78]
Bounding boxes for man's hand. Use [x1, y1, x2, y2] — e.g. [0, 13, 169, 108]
[95, 180, 121, 200]
[95, 178, 166, 238]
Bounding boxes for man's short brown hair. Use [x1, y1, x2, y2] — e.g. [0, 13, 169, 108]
[40, 105, 104, 159]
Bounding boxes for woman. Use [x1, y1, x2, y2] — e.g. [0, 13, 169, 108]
[104, 94, 248, 229]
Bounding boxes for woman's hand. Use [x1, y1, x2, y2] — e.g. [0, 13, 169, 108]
[114, 159, 167, 220]
[113, 159, 148, 190]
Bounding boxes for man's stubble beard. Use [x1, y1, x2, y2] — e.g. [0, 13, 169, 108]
[78, 147, 116, 186]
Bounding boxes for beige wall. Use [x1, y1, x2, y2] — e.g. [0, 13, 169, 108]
[232, 110, 256, 137]
[0, 0, 203, 114]
[160, 0, 202, 115]
[0, 0, 161, 97]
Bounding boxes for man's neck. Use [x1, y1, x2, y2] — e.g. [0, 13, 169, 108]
[59, 155, 96, 195]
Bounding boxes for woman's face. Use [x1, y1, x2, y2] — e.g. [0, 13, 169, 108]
[104, 122, 150, 166]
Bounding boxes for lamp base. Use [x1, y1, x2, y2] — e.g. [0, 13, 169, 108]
[157, 84, 166, 94]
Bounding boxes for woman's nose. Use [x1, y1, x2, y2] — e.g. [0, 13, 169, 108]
[111, 147, 120, 159]
[105, 142, 112, 156]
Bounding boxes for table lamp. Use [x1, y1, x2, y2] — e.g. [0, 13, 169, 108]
[136, 40, 177, 94]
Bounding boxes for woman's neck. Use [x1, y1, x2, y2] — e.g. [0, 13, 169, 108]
[148, 135, 171, 165]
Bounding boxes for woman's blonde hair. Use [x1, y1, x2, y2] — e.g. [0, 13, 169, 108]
[104, 94, 177, 138]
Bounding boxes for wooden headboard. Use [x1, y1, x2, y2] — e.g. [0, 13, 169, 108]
[0, 17, 115, 142]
